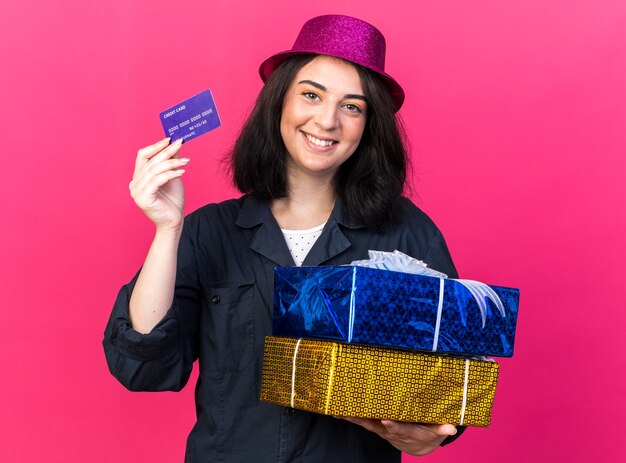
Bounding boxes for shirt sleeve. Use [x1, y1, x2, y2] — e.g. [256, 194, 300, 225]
[102, 222, 202, 392]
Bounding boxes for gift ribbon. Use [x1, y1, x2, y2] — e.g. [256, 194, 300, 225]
[432, 278, 445, 351]
[460, 358, 470, 426]
[348, 267, 357, 342]
[290, 338, 303, 408]
[351, 250, 508, 341]
[455, 279, 507, 328]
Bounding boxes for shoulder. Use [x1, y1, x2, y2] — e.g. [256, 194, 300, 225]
[177, 197, 245, 249]
[181, 194, 272, 243]
[394, 198, 458, 277]
[183, 196, 248, 231]
[396, 197, 443, 237]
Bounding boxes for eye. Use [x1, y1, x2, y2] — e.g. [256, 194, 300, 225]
[302, 91, 320, 101]
[343, 103, 363, 114]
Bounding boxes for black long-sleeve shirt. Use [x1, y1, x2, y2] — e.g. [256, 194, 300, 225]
[103, 195, 464, 462]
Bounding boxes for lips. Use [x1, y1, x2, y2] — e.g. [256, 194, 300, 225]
[303, 131, 338, 147]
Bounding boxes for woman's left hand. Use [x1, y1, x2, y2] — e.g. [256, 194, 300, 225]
[340, 417, 457, 456]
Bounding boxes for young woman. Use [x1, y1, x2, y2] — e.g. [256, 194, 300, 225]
[104, 15, 462, 462]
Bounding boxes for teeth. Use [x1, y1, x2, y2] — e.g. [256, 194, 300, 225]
[306, 133, 335, 147]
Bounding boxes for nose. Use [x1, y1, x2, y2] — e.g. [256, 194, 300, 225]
[314, 102, 339, 130]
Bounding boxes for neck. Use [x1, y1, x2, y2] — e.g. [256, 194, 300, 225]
[271, 178, 337, 230]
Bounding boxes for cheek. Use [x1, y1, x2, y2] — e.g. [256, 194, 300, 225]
[348, 119, 366, 144]
[279, 111, 296, 145]
[279, 118, 287, 143]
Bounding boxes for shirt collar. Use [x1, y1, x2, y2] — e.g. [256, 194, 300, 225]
[235, 195, 273, 228]
[235, 194, 362, 267]
[235, 194, 364, 230]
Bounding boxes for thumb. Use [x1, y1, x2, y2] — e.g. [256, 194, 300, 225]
[435, 424, 458, 436]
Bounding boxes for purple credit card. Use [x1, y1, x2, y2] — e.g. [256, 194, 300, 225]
[159, 89, 221, 143]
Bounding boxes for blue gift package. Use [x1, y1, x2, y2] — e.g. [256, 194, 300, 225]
[273, 266, 519, 357]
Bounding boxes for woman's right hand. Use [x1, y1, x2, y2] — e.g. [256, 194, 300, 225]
[129, 137, 189, 232]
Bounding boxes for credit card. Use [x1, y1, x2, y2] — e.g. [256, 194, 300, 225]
[159, 89, 221, 143]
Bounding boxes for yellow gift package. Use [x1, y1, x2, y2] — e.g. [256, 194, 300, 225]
[260, 336, 499, 427]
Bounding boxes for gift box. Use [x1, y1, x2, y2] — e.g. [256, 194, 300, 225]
[260, 336, 499, 427]
[273, 265, 519, 357]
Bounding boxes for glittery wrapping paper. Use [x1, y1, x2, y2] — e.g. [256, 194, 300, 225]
[260, 337, 499, 427]
[273, 266, 519, 357]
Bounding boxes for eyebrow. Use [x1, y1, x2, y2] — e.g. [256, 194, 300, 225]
[297, 79, 367, 102]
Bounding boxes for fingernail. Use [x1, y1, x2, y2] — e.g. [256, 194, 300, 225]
[161, 137, 171, 144]
[180, 158, 190, 164]
[174, 138, 184, 145]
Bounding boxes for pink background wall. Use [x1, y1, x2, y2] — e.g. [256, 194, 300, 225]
[1, 1, 624, 461]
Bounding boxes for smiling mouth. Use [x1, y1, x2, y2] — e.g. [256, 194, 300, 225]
[303, 132, 338, 147]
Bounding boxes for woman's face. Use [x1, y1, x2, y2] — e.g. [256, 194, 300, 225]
[280, 55, 367, 182]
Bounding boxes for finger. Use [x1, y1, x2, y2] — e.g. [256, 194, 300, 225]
[135, 138, 183, 178]
[411, 422, 457, 437]
[435, 424, 457, 436]
[143, 137, 184, 169]
[130, 157, 189, 194]
[380, 421, 457, 439]
[144, 157, 190, 180]
[133, 141, 186, 187]
[379, 421, 427, 442]
[380, 420, 403, 434]
[133, 169, 186, 205]
[135, 137, 171, 171]
[146, 169, 186, 191]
